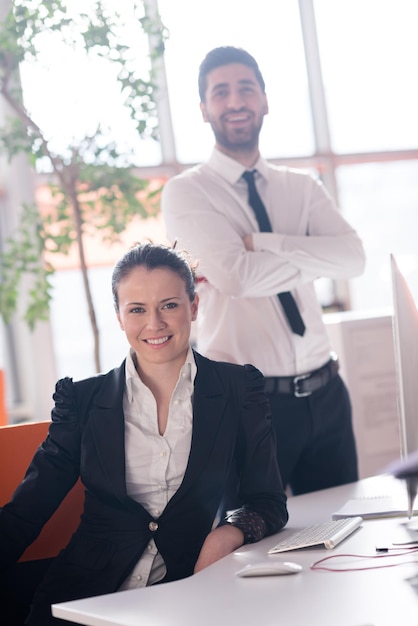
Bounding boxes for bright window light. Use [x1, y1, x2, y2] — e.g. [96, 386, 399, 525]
[157, 0, 314, 163]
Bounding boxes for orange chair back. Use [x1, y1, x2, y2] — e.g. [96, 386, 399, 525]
[0, 421, 84, 561]
[0, 370, 7, 425]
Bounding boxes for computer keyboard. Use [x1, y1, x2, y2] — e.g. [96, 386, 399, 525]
[268, 516, 363, 553]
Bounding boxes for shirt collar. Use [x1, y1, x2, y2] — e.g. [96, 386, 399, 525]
[125, 347, 197, 402]
[207, 147, 269, 185]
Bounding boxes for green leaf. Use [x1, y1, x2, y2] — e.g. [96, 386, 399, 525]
[0, 0, 166, 369]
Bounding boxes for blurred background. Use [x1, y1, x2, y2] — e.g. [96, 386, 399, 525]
[1, 0, 417, 430]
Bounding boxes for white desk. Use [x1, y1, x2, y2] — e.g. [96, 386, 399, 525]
[52, 475, 418, 626]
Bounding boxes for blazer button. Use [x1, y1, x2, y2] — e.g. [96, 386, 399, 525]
[149, 521, 159, 532]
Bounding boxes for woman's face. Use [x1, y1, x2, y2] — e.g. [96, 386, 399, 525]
[116, 266, 198, 372]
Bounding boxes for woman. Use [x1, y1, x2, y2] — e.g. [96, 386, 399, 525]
[0, 242, 288, 625]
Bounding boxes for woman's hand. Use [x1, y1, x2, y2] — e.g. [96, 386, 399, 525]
[194, 524, 244, 574]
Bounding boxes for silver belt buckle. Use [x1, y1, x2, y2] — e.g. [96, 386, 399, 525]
[293, 373, 312, 397]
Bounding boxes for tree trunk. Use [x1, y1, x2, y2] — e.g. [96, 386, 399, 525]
[66, 179, 101, 373]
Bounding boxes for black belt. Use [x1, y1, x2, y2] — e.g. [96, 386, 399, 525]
[264, 356, 339, 397]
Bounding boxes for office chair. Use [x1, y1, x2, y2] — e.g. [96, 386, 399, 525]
[0, 421, 84, 624]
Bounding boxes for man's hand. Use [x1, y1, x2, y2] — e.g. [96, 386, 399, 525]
[243, 234, 254, 251]
[194, 525, 244, 574]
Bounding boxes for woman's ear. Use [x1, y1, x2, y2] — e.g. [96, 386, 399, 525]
[116, 313, 124, 331]
[191, 293, 199, 321]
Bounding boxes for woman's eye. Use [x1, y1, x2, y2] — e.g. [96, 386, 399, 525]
[163, 302, 177, 310]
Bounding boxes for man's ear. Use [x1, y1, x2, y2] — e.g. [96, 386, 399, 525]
[263, 93, 269, 116]
[200, 101, 209, 123]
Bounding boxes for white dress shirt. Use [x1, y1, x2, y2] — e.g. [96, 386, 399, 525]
[119, 347, 196, 589]
[162, 148, 365, 377]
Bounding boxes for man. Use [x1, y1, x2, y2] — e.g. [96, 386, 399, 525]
[161, 46, 366, 496]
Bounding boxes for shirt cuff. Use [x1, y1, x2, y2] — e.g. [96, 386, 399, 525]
[225, 509, 267, 544]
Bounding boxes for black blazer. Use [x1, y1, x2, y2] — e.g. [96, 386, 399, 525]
[0, 351, 287, 624]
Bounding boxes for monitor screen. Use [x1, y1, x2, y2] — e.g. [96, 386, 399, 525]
[391, 254, 418, 458]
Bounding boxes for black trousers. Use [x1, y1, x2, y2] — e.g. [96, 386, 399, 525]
[268, 374, 358, 495]
[0, 559, 55, 626]
[222, 374, 358, 515]
[1, 558, 85, 626]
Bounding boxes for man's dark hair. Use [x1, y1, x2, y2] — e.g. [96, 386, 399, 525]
[198, 46, 266, 102]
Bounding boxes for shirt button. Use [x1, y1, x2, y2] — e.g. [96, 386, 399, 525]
[136, 575, 143, 582]
[149, 521, 159, 532]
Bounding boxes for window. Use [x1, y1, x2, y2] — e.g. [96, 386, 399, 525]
[2, 0, 418, 414]
[337, 160, 418, 310]
[314, 0, 418, 153]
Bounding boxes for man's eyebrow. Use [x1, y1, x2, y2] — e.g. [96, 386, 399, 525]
[210, 81, 229, 92]
[237, 78, 257, 86]
[211, 78, 257, 91]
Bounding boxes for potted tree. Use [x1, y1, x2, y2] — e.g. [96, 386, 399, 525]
[0, 0, 166, 373]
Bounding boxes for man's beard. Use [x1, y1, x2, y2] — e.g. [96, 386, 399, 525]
[210, 118, 263, 154]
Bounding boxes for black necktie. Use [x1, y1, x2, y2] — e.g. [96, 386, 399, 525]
[242, 170, 306, 336]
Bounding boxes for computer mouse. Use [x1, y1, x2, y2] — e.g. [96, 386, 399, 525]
[236, 561, 303, 577]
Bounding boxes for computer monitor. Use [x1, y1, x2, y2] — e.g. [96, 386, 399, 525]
[390, 253, 418, 459]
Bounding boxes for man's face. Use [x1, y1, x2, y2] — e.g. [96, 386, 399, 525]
[200, 63, 268, 154]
